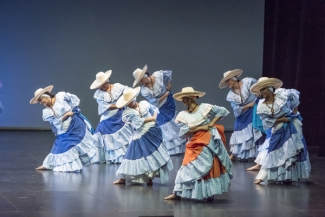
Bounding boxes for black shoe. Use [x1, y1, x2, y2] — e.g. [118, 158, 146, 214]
[207, 196, 214, 202]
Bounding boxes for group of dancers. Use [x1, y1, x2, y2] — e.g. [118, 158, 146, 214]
[29, 66, 311, 201]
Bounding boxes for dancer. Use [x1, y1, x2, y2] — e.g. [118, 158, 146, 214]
[250, 77, 311, 184]
[164, 87, 232, 201]
[30, 85, 98, 172]
[113, 87, 173, 185]
[133, 65, 186, 155]
[219, 69, 265, 161]
[90, 70, 133, 163]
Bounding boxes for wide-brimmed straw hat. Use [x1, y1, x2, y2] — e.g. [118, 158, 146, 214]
[90, 70, 112, 89]
[30, 85, 54, 104]
[250, 77, 283, 94]
[219, 69, 243, 89]
[116, 87, 141, 108]
[132, 65, 148, 87]
[173, 87, 205, 101]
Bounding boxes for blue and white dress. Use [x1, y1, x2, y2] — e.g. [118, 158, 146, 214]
[116, 100, 173, 185]
[141, 70, 186, 155]
[256, 88, 311, 182]
[172, 103, 233, 200]
[227, 77, 265, 160]
[93, 83, 133, 163]
[41, 92, 98, 172]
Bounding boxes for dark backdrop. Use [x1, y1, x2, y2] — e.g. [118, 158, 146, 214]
[263, 0, 325, 155]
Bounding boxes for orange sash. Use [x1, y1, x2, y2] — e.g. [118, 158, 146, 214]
[182, 125, 227, 179]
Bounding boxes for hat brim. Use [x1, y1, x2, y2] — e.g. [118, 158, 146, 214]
[250, 79, 283, 94]
[116, 87, 141, 108]
[30, 85, 54, 104]
[90, 70, 112, 89]
[132, 65, 148, 88]
[173, 91, 206, 101]
[219, 69, 243, 89]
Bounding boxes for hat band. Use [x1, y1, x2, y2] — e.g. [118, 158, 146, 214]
[41, 94, 51, 98]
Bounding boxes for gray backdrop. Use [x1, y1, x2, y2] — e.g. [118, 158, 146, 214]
[0, 0, 265, 130]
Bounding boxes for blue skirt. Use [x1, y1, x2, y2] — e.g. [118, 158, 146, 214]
[116, 123, 173, 184]
[42, 115, 97, 172]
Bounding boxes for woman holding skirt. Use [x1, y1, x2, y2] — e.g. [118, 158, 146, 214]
[90, 70, 133, 163]
[219, 69, 265, 161]
[250, 77, 311, 184]
[132, 65, 186, 155]
[113, 87, 173, 185]
[164, 87, 232, 201]
[30, 85, 98, 172]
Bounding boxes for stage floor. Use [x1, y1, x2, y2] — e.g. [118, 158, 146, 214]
[0, 131, 324, 217]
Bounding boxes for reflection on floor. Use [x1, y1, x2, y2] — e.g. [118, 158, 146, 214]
[0, 131, 324, 217]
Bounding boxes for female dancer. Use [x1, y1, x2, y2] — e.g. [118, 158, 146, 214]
[132, 65, 186, 155]
[250, 77, 311, 184]
[164, 87, 232, 201]
[90, 70, 133, 163]
[113, 87, 173, 185]
[30, 85, 98, 172]
[219, 69, 265, 161]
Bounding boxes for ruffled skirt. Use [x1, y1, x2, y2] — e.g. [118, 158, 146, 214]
[116, 122, 173, 185]
[93, 110, 133, 163]
[157, 92, 186, 155]
[42, 115, 98, 172]
[173, 126, 232, 200]
[256, 119, 311, 182]
[230, 107, 264, 160]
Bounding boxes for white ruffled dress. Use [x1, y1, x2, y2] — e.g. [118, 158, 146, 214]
[141, 70, 186, 155]
[227, 77, 265, 160]
[255, 88, 311, 182]
[93, 83, 133, 163]
[41, 92, 98, 172]
[172, 103, 233, 200]
[116, 101, 173, 185]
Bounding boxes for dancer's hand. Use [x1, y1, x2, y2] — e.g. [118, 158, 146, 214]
[283, 117, 290, 122]
[248, 101, 255, 108]
[166, 82, 172, 91]
[151, 113, 157, 121]
[201, 124, 209, 131]
[293, 107, 298, 114]
[62, 111, 74, 121]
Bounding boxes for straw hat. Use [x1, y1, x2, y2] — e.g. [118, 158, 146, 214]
[90, 70, 112, 89]
[219, 69, 243, 89]
[116, 87, 141, 108]
[173, 87, 205, 101]
[250, 77, 283, 94]
[132, 65, 148, 87]
[30, 85, 54, 104]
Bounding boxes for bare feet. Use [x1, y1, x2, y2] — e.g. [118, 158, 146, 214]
[147, 179, 153, 186]
[35, 166, 47, 170]
[113, 179, 126, 185]
[247, 164, 261, 171]
[229, 154, 235, 161]
[254, 179, 263, 184]
[164, 194, 181, 200]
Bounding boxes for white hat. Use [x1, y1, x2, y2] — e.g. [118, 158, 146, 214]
[250, 77, 283, 94]
[116, 87, 141, 108]
[219, 69, 243, 89]
[90, 70, 112, 89]
[173, 87, 205, 101]
[132, 65, 148, 87]
[30, 85, 54, 104]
